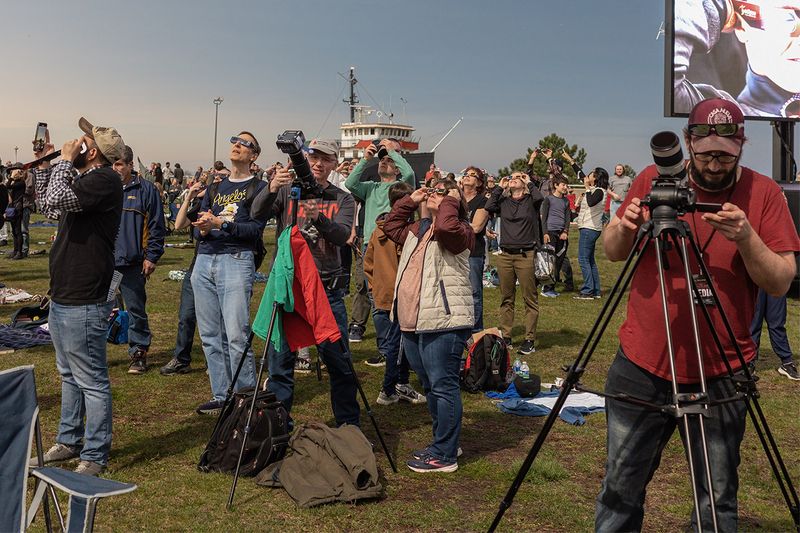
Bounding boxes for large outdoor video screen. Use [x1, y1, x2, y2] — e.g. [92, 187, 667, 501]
[665, 0, 800, 120]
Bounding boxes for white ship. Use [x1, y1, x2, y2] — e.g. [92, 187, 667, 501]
[338, 67, 419, 160]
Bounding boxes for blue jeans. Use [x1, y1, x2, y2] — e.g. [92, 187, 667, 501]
[191, 252, 256, 402]
[49, 301, 114, 465]
[21, 207, 31, 254]
[468, 256, 485, 332]
[596, 350, 747, 532]
[117, 265, 151, 356]
[373, 309, 409, 395]
[267, 289, 360, 426]
[401, 329, 470, 463]
[750, 288, 793, 364]
[174, 259, 198, 365]
[578, 228, 602, 296]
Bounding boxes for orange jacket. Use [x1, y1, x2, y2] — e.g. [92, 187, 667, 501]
[363, 215, 402, 311]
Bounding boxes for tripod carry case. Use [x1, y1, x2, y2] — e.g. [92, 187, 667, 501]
[198, 388, 290, 477]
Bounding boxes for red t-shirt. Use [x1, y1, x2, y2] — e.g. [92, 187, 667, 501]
[616, 164, 800, 382]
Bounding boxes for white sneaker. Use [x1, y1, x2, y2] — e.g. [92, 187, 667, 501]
[396, 383, 426, 404]
[376, 391, 400, 405]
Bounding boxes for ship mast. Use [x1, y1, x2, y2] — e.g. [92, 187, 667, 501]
[344, 66, 359, 123]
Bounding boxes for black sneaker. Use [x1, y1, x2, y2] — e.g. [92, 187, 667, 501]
[518, 340, 535, 355]
[411, 446, 463, 460]
[128, 349, 148, 375]
[778, 361, 800, 381]
[366, 353, 386, 367]
[348, 325, 364, 343]
[196, 399, 224, 415]
[295, 357, 312, 374]
[160, 357, 190, 375]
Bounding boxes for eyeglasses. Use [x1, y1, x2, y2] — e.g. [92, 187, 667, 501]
[427, 187, 448, 197]
[230, 136, 257, 150]
[688, 124, 741, 137]
[693, 152, 738, 164]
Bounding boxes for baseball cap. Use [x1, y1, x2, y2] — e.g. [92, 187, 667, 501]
[78, 117, 126, 163]
[687, 98, 745, 155]
[306, 138, 338, 157]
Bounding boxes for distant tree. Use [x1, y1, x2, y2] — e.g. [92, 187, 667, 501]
[498, 133, 588, 181]
[622, 164, 637, 178]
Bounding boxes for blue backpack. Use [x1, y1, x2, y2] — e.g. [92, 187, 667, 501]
[107, 294, 129, 345]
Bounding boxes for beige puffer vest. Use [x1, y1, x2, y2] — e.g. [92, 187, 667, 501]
[392, 224, 474, 333]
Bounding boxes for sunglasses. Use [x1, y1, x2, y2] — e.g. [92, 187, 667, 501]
[230, 136, 257, 150]
[693, 152, 738, 164]
[688, 124, 741, 137]
[427, 187, 449, 197]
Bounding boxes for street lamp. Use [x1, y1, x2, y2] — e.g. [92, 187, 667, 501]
[213, 97, 224, 163]
[14, 146, 19, 163]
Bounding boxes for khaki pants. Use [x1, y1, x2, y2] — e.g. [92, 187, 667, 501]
[496, 251, 539, 343]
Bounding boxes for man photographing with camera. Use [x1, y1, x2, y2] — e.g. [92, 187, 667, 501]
[250, 138, 359, 428]
[597, 98, 799, 531]
[31, 118, 126, 476]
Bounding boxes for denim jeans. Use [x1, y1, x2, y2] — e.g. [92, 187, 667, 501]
[267, 288, 360, 427]
[117, 265, 151, 356]
[21, 207, 31, 254]
[191, 252, 256, 402]
[402, 329, 470, 462]
[373, 308, 409, 395]
[578, 228, 602, 296]
[49, 301, 114, 466]
[174, 259, 198, 365]
[750, 288, 793, 364]
[468, 256, 485, 332]
[596, 350, 747, 532]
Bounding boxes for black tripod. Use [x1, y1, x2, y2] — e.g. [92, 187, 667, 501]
[489, 203, 800, 532]
[219, 185, 397, 510]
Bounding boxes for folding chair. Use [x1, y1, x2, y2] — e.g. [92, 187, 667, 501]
[0, 365, 137, 532]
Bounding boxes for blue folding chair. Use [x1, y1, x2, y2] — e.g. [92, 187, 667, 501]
[0, 365, 137, 532]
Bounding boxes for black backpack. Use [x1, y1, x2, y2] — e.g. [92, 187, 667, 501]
[461, 333, 511, 393]
[198, 388, 290, 477]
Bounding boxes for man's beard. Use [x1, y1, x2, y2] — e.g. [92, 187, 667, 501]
[688, 160, 738, 192]
[73, 150, 88, 170]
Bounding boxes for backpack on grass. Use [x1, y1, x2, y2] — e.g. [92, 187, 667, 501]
[461, 333, 510, 393]
[198, 388, 290, 477]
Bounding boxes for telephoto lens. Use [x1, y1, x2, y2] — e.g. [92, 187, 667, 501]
[650, 131, 686, 180]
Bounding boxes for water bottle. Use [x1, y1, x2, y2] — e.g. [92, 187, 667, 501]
[513, 358, 522, 376]
[520, 361, 530, 380]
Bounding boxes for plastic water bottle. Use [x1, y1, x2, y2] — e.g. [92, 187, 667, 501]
[520, 361, 530, 380]
[513, 358, 522, 376]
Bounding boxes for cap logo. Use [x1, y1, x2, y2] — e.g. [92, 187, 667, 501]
[706, 107, 735, 124]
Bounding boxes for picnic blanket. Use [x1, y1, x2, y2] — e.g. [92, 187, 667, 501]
[491, 389, 605, 426]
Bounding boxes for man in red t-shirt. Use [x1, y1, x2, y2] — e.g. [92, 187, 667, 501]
[596, 98, 800, 532]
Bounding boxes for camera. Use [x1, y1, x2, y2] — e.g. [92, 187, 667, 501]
[372, 140, 389, 160]
[643, 131, 719, 218]
[275, 130, 324, 200]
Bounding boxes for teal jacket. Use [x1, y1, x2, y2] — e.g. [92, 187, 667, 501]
[344, 151, 415, 243]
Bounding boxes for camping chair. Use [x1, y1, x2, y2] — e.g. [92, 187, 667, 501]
[0, 365, 137, 532]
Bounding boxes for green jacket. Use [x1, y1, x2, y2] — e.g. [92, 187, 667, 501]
[344, 150, 415, 242]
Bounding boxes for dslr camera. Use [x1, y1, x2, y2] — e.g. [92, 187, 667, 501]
[275, 130, 324, 200]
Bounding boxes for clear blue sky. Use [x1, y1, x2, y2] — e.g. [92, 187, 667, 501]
[0, 0, 796, 176]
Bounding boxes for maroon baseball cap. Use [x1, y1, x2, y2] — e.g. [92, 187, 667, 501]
[687, 98, 745, 156]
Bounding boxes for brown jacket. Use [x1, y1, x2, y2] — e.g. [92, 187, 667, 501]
[363, 214, 402, 311]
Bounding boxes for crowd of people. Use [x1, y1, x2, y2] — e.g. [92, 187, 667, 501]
[5, 97, 799, 529]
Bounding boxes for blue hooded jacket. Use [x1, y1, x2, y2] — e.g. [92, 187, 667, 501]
[114, 174, 166, 266]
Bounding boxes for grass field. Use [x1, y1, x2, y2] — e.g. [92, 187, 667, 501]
[2, 218, 798, 532]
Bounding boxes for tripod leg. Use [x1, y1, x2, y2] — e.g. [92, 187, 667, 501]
[488, 230, 652, 533]
[339, 339, 398, 473]
[228, 302, 279, 510]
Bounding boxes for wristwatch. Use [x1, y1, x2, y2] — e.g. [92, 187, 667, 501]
[221, 221, 232, 233]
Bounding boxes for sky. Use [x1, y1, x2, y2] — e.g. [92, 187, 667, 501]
[0, 0, 797, 177]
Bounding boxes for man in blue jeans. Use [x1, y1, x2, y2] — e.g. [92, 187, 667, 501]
[31, 118, 126, 476]
[112, 145, 166, 374]
[184, 131, 267, 415]
[599, 99, 800, 530]
[250, 138, 360, 427]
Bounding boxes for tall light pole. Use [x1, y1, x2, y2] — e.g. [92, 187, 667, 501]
[14, 146, 19, 163]
[213, 97, 224, 163]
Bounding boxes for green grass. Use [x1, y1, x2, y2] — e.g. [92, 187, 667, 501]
[3, 218, 798, 532]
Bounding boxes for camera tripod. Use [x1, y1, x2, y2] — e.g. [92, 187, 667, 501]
[489, 204, 800, 532]
[201, 184, 397, 510]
